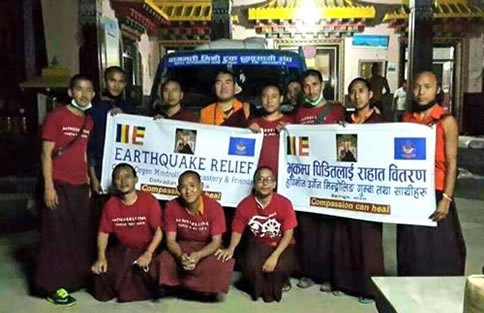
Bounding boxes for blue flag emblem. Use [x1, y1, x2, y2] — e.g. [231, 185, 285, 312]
[228, 137, 256, 157]
[394, 138, 426, 160]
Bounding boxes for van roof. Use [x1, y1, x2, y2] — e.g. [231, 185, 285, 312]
[194, 38, 267, 50]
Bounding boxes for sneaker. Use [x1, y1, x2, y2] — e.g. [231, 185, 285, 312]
[282, 280, 292, 292]
[319, 282, 333, 292]
[46, 288, 76, 306]
[297, 277, 314, 289]
[358, 297, 375, 304]
[331, 290, 344, 296]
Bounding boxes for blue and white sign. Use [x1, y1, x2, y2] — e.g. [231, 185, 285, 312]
[352, 35, 389, 49]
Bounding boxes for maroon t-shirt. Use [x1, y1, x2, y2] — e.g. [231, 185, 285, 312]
[164, 194, 226, 242]
[164, 107, 198, 123]
[99, 192, 162, 249]
[295, 102, 345, 125]
[42, 106, 93, 185]
[232, 193, 298, 246]
[249, 115, 294, 178]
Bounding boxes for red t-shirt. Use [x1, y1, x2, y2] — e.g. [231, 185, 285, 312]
[295, 102, 345, 125]
[232, 193, 298, 246]
[41, 106, 93, 185]
[99, 192, 162, 249]
[163, 194, 226, 242]
[249, 115, 294, 179]
[164, 107, 198, 123]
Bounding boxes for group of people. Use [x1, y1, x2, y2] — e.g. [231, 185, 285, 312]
[35, 64, 466, 307]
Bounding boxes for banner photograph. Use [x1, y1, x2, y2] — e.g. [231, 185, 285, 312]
[101, 114, 263, 207]
[278, 123, 437, 226]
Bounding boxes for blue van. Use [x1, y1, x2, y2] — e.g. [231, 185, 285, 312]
[149, 40, 306, 116]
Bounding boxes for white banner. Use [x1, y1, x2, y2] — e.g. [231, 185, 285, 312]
[278, 123, 437, 226]
[101, 114, 263, 207]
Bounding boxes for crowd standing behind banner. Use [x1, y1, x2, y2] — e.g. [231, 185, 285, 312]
[34, 68, 466, 307]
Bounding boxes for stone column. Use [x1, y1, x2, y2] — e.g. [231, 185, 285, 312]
[407, 0, 433, 85]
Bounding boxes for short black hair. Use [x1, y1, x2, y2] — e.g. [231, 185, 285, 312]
[69, 74, 93, 90]
[348, 77, 372, 93]
[253, 166, 275, 181]
[215, 70, 235, 83]
[161, 79, 183, 93]
[178, 170, 201, 185]
[112, 163, 137, 180]
[104, 66, 126, 82]
[302, 69, 323, 83]
[261, 83, 282, 96]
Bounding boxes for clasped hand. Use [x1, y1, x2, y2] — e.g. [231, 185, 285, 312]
[181, 252, 201, 271]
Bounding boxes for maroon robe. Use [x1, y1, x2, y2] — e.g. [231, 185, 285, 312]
[294, 102, 346, 284]
[332, 110, 385, 298]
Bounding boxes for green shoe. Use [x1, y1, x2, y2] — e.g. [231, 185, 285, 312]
[46, 288, 77, 306]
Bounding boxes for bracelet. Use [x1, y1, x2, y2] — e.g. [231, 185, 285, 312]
[442, 193, 453, 201]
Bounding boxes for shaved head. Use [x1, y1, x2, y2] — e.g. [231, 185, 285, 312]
[413, 71, 440, 106]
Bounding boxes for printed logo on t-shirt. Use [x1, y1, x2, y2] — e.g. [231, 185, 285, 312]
[175, 218, 209, 232]
[262, 128, 278, 137]
[112, 216, 147, 228]
[248, 213, 281, 238]
[62, 126, 90, 139]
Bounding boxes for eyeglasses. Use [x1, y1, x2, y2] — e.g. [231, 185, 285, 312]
[255, 176, 275, 183]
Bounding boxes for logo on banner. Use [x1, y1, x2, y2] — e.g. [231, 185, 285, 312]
[287, 136, 309, 156]
[116, 124, 146, 145]
[228, 137, 256, 156]
[394, 138, 426, 160]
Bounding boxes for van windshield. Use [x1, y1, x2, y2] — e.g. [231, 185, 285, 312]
[151, 50, 306, 116]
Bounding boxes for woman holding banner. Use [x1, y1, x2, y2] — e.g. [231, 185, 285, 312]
[332, 77, 385, 304]
[397, 71, 466, 276]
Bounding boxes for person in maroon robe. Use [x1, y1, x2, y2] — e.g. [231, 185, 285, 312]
[90, 163, 163, 302]
[158, 171, 235, 301]
[216, 166, 298, 302]
[398, 71, 465, 276]
[294, 70, 345, 292]
[332, 77, 385, 304]
[154, 79, 198, 122]
[248, 84, 294, 179]
[35, 74, 95, 306]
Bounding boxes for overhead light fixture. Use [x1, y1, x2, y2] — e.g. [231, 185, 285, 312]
[295, 0, 320, 33]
